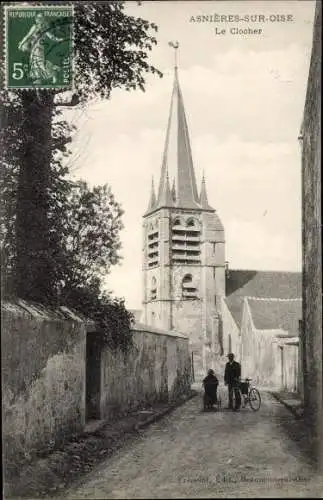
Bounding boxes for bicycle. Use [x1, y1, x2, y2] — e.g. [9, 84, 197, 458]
[239, 378, 261, 411]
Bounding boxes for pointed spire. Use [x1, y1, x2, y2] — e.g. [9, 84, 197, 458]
[176, 72, 200, 208]
[199, 173, 214, 211]
[144, 177, 157, 215]
[155, 42, 200, 210]
[171, 178, 176, 202]
[148, 177, 156, 209]
[158, 170, 174, 207]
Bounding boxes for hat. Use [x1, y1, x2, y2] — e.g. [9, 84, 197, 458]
[227, 353, 234, 358]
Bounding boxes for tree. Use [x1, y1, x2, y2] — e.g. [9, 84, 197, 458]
[12, 1, 162, 302]
[59, 181, 124, 297]
[0, 97, 74, 300]
[62, 278, 135, 352]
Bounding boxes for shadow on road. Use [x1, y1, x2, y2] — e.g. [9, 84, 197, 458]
[272, 402, 317, 470]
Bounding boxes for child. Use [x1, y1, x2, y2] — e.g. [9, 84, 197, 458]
[203, 368, 219, 409]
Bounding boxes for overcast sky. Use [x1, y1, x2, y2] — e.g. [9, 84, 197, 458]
[65, 0, 315, 309]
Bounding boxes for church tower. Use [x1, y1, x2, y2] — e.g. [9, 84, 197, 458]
[142, 46, 226, 378]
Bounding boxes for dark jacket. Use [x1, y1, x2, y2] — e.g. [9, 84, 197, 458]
[203, 373, 219, 387]
[203, 373, 218, 398]
[224, 361, 241, 385]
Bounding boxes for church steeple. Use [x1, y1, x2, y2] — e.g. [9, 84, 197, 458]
[142, 43, 226, 378]
[199, 173, 214, 211]
[154, 41, 200, 211]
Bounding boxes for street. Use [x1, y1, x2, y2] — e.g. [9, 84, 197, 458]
[61, 388, 322, 499]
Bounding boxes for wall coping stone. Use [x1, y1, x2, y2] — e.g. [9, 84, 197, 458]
[1, 299, 95, 329]
[132, 321, 188, 340]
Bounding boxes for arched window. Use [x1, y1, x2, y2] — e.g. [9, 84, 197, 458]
[186, 218, 196, 227]
[173, 217, 181, 226]
[182, 274, 198, 299]
[151, 277, 157, 300]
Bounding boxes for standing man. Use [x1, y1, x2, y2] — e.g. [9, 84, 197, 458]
[224, 353, 241, 411]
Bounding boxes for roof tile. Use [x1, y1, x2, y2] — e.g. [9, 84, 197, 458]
[224, 270, 302, 328]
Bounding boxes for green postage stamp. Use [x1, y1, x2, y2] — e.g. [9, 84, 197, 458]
[4, 5, 74, 89]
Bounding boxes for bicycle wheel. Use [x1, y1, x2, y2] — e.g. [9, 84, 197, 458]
[241, 392, 247, 408]
[248, 388, 261, 411]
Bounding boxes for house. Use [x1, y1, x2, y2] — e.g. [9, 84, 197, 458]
[221, 270, 301, 363]
[240, 296, 302, 391]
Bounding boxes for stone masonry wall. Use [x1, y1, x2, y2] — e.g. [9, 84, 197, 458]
[301, 0, 322, 468]
[1, 300, 87, 479]
[100, 323, 191, 419]
[2, 302, 191, 479]
[220, 298, 241, 361]
[241, 300, 282, 389]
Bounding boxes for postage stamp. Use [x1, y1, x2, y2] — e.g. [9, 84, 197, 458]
[4, 5, 74, 89]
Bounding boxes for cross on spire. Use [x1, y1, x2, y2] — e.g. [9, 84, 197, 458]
[168, 41, 179, 69]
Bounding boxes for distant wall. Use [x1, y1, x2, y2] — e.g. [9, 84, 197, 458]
[221, 298, 241, 360]
[281, 340, 299, 393]
[241, 300, 282, 389]
[240, 300, 300, 391]
[1, 300, 87, 478]
[100, 323, 191, 419]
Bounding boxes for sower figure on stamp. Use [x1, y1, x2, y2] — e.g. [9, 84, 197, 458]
[18, 12, 64, 85]
[224, 353, 241, 411]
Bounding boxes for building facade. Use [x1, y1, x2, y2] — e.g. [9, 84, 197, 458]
[142, 66, 226, 378]
[300, 0, 322, 470]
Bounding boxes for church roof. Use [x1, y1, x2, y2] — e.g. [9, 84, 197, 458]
[246, 297, 302, 334]
[224, 270, 302, 328]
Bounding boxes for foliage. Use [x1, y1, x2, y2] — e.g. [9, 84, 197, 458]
[0, 98, 74, 299]
[1, 1, 161, 349]
[73, 1, 162, 101]
[61, 181, 124, 291]
[63, 279, 135, 352]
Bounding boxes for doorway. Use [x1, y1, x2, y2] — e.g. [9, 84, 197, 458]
[86, 332, 101, 421]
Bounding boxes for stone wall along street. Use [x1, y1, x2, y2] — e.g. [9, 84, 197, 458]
[2, 301, 88, 477]
[99, 323, 191, 419]
[2, 301, 191, 478]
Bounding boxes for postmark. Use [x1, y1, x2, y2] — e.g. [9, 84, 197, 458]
[4, 5, 74, 90]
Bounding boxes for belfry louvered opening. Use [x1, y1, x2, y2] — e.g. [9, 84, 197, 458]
[171, 217, 201, 264]
[147, 226, 159, 267]
[182, 274, 198, 299]
[151, 277, 157, 300]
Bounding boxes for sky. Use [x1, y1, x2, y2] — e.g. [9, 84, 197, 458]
[64, 0, 316, 310]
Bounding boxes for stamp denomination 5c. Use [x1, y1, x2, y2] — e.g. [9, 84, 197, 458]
[4, 5, 74, 90]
